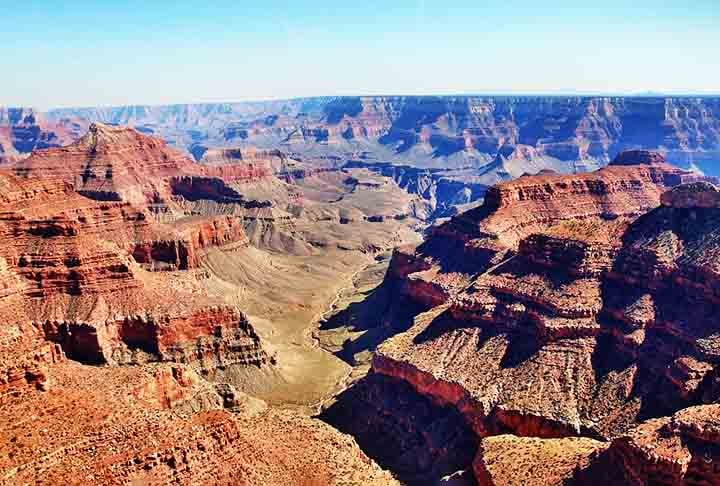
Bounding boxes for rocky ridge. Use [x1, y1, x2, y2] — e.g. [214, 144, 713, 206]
[324, 150, 720, 484]
[44, 96, 720, 174]
[0, 124, 400, 484]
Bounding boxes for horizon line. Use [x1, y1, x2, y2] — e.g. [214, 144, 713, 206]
[6, 91, 720, 112]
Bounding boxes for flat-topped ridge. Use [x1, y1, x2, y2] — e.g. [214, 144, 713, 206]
[661, 181, 720, 208]
[609, 149, 667, 166]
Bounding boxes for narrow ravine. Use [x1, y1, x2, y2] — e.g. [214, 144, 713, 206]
[307, 253, 394, 414]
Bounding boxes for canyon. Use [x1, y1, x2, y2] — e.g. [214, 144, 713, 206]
[321, 150, 720, 484]
[5, 96, 719, 220]
[42, 97, 720, 174]
[0, 122, 421, 484]
[0, 97, 719, 485]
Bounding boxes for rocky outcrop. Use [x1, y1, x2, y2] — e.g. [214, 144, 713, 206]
[132, 215, 249, 270]
[0, 363, 396, 485]
[43, 306, 267, 370]
[192, 145, 299, 184]
[389, 151, 687, 311]
[0, 169, 267, 380]
[7, 124, 280, 267]
[327, 152, 720, 484]
[195, 145, 286, 167]
[169, 176, 244, 204]
[577, 405, 720, 485]
[10, 123, 286, 207]
[660, 180, 720, 208]
[610, 149, 669, 166]
[11, 122, 200, 207]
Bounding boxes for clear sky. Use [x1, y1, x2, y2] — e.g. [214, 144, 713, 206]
[3, 0, 719, 108]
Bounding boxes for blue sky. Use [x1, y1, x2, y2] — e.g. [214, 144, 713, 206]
[3, 1, 719, 108]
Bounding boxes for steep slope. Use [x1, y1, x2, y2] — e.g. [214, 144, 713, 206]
[322, 151, 720, 484]
[1, 362, 395, 485]
[0, 130, 400, 484]
[0, 170, 266, 391]
[387, 150, 688, 308]
[0, 108, 83, 163]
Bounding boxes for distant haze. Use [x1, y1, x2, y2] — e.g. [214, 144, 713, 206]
[3, 0, 719, 108]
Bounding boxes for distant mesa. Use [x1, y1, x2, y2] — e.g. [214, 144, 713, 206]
[609, 149, 667, 166]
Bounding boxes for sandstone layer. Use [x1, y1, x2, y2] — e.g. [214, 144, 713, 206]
[324, 151, 720, 484]
[0, 124, 402, 485]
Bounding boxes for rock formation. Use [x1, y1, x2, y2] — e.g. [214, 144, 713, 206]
[344, 160, 487, 218]
[44, 96, 720, 174]
[11, 123, 279, 207]
[0, 108, 83, 163]
[3, 96, 708, 218]
[0, 124, 399, 485]
[0, 169, 265, 388]
[1, 362, 395, 485]
[386, 151, 688, 310]
[5, 106, 720, 484]
[323, 150, 720, 484]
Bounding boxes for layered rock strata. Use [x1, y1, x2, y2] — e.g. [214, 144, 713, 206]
[335, 151, 720, 484]
[0, 171, 267, 392]
[11, 123, 275, 208]
[45, 96, 720, 173]
[1, 363, 395, 485]
[389, 151, 688, 312]
[0, 123, 400, 485]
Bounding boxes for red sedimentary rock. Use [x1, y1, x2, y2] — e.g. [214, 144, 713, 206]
[388, 151, 687, 312]
[11, 123, 274, 207]
[365, 150, 720, 484]
[7, 124, 273, 271]
[575, 404, 720, 484]
[610, 149, 669, 166]
[0, 170, 265, 387]
[0, 127, 396, 485]
[0, 363, 395, 485]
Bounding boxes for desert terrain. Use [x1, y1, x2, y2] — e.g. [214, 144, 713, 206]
[1, 97, 720, 485]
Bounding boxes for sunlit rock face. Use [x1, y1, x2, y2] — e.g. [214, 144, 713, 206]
[0, 125, 399, 486]
[324, 150, 720, 484]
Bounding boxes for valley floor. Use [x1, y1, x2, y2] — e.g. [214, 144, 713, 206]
[198, 226, 422, 413]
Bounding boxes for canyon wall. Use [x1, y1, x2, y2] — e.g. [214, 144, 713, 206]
[31, 97, 719, 217]
[0, 108, 83, 162]
[323, 151, 720, 484]
[0, 124, 399, 485]
[41, 96, 720, 175]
